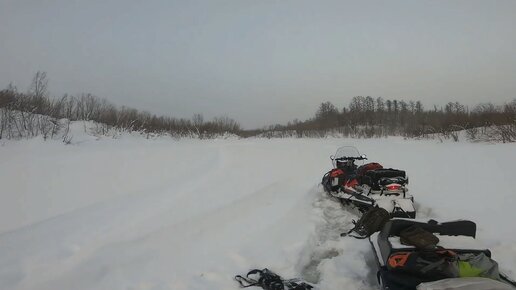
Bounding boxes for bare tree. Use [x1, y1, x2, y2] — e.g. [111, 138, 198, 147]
[29, 71, 48, 99]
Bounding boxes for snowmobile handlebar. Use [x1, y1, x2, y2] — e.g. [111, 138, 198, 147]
[334, 155, 367, 161]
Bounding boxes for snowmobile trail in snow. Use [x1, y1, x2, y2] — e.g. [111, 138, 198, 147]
[296, 188, 378, 289]
[297, 188, 356, 283]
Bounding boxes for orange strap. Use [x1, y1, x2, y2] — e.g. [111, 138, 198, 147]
[388, 252, 411, 268]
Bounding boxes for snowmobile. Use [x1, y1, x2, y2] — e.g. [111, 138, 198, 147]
[369, 218, 516, 290]
[321, 146, 416, 218]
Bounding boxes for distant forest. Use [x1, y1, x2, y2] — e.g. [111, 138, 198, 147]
[1, 72, 515, 143]
[251, 97, 516, 143]
[0, 72, 241, 141]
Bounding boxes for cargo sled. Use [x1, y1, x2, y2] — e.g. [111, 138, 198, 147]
[369, 218, 516, 290]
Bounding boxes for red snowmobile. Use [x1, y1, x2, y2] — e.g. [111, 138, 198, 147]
[322, 146, 416, 218]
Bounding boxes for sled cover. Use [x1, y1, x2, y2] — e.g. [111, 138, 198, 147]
[416, 277, 513, 290]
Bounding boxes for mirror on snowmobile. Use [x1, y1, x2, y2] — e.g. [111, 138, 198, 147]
[361, 154, 367, 159]
[330, 155, 334, 161]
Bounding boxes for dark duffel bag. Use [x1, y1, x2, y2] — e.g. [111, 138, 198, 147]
[357, 162, 383, 176]
[366, 168, 406, 181]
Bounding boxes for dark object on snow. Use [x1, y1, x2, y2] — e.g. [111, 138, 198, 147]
[368, 219, 516, 290]
[399, 225, 440, 250]
[234, 268, 313, 290]
[342, 206, 391, 239]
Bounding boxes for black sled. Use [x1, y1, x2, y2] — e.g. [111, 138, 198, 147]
[369, 218, 516, 290]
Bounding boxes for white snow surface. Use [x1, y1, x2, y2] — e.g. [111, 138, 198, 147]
[0, 131, 515, 290]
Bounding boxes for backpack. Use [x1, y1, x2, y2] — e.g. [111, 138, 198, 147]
[399, 225, 440, 250]
[387, 250, 459, 280]
[342, 206, 391, 238]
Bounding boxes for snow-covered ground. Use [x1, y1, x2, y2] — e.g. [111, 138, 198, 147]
[0, 130, 515, 290]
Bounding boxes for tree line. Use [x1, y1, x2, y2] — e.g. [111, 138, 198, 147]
[2, 72, 515, 143]
[256, 96, 516, 142]
[0, 72, 241, 141]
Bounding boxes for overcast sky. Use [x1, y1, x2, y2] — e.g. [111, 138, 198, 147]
[1, 1, 515, 128]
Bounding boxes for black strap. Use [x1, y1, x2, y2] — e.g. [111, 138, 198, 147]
[394, 203, 412, 219]
[235, 269, 262, 288]
[235, 275, 259, 287]
[340, 219, 357, 237]
[340, 222, 370, 239]
[500, 272, 516, 288]
[284, 279, 314, 290]
[344, 189, 375, 204]
[234, 269, 283, 290]
[342, 230, 371, 239]
[235, 269, 313, 290]
[418, 258, 445, 273]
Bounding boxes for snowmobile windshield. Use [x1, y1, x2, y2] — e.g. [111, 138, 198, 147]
[334, 146, 361, 160]
[332, 146, 364, 168]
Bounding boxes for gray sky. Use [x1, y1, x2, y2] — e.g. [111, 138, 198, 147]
[1, 0, 515, 129]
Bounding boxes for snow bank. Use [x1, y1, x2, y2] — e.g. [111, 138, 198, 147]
[0, 137, 514, 290]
